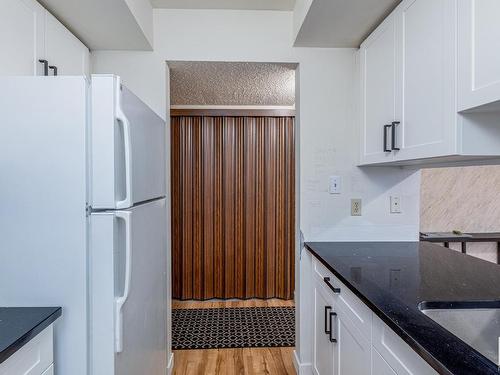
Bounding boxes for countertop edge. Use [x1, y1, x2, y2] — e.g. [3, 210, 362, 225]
[305, 243, 452, 375]
[0, 307, 62, 364]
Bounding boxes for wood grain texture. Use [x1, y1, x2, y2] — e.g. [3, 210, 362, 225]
[172, 347, 296, 375]
[172, 298, 295, 309]
[171, 116, 295, 300]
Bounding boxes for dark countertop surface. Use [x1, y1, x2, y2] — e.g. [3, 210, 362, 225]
[305, 241, 500, 375]
[0, 307, 61, 364]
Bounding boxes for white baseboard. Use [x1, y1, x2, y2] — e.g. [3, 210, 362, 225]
[293, 350, 312, 375]
[166, 352, 174, 375]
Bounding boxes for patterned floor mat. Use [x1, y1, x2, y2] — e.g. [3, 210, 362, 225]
[172, 306, 295, 350]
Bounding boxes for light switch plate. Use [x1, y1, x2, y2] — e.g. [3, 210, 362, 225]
[329, 176, 341, 194]
[351, 199, 362, 216]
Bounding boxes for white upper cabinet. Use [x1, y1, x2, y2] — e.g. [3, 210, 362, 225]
[458, 0, 500, 111]
[0, 0, 45, 75]
[45, 12, 89, 76]
[395, 0, 457, 161]
[360, 15, 397, 164]
[0, 0, 89, 77]
[359, 0, 500, 166]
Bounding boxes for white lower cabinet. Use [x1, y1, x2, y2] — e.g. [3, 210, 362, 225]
[372, 348, 397, 375]
[0, 325, 54, 375]
[313, 280, 335, 375]
[335, 303, 371, 375]
[372, 315, 437, 375]
[310, 258, 437, 375]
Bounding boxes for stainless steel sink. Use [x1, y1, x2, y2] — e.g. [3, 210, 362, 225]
[419, 301, 500, 365]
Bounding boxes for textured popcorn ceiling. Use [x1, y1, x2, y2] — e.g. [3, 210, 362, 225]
[168, 61, 296, 106]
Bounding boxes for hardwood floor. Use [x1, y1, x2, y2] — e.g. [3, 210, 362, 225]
[172, 299, 296, 375]
[172, 347, 296, 375]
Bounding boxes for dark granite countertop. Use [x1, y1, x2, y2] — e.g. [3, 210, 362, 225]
[305, 241, 500, 375]
[0, 307, 61, 363]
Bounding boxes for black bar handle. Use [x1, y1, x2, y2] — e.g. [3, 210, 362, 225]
[383, 124, 392, 152]
[391, 121, 400, 151]
[38, 59, 49, 76]
[324, 277, 341, 294]
[49, 65, 58, 76]
[324, 306, 332, 334]
[329, 311, 337, 343]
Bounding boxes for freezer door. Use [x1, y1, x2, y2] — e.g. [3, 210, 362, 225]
[91, 75, 166, 209]
[90, 198, 168, 375]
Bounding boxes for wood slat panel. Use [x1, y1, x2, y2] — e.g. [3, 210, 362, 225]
[202, 117, 215, 299]
[214, 117, 224, 297]
[182, 118, 193, 298]
[171, 116, 295, 300]
[192, 117, 203, 300]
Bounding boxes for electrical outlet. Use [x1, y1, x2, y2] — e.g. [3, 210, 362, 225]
[390, 196, 402, 214]
[351, 199, 362, 216]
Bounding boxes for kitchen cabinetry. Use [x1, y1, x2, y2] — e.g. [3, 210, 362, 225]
[310, 258, 437, 375]
[458, 0, 500, 111]
[395, 0, 456, 161]
[313, 280, 335, 375]
[312, 260, 371, 375]
[372, 315, 436, 375]
[0, 0, 45, 75]
[0, 0, 89, 76]
[359, 0, 500, 166]
[359, 15, 397, 164]
[0, 325, 54, 375]
[45, 11, 89, 76]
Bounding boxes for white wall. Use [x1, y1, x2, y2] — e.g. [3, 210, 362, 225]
[293, 0, 313, 42]
[124, 0, 154, 46]
[92, 9, 421, 370]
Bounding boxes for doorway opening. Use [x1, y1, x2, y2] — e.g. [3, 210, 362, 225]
[168, 61, 298, 373]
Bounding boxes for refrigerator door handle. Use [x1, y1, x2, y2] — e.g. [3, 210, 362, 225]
[115, 94, 133, 209]
[114, 211, 132, 353]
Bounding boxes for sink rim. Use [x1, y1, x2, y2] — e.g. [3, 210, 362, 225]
[418, 300, 500, 311]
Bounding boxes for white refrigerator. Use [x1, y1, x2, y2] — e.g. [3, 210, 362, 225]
[0, 75, 171, 375]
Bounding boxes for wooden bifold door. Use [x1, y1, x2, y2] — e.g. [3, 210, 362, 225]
[171, 115, 295, 300]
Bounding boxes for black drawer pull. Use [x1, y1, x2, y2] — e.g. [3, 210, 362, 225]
[383, 124, 392, 152]
[391, 121, 400, 151]
[38, 59, 48, 76]
[324, 277, 341, 294]
[329, 311, 337, 343]
[324, 306, 332, 334]
[49, 65, 58, 76]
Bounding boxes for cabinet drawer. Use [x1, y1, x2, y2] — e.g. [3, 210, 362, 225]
[313, 259, 372, 340]
[0, 325, 53, 375]
[372, 315, 437, 375]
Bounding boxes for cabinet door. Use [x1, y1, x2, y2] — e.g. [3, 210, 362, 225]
[0, 0, 45, 75]
[372, 348, 397, 375]
[395, 0, 457, 161]
[359, 15, 397, 165]
[313, 281, 335, 375]
[45, 12, 89, 76]
[458, 0, 500, 111]
[334, 304, 371, 375]
[372, 315, 437, 375]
